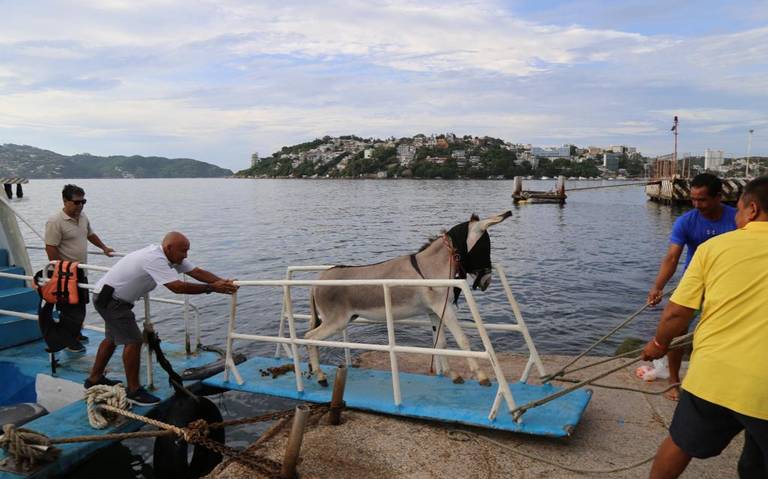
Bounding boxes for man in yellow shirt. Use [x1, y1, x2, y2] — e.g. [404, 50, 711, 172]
[642, 176, 768, 479]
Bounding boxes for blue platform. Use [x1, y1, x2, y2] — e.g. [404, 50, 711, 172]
[204, 356, 592, 438]
[0, 329, 222, 478]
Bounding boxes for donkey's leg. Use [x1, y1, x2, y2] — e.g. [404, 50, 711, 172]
[429, 314, 452, 379]
[439, 306, 491, 386]
[304, 320, 345, 387]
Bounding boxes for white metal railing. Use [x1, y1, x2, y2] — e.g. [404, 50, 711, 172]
[223, 264, 548, 422]
[25, 245, 127, 258]
[0, 262, 204, 388]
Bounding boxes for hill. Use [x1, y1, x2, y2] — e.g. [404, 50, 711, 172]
[0, 144, 232, 178]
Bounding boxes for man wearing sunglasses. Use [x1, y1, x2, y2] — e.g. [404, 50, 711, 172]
[45, 184, 114, 352]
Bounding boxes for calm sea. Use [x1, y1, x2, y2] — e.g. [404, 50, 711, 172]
[12, 178, 687, 476]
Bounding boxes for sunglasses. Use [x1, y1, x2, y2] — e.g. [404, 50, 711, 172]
[69, 199, 87, 205]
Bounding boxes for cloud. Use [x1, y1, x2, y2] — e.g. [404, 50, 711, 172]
[0, 0, 766, 168]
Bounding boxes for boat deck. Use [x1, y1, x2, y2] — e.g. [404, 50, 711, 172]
[203, 356, 592, 437]
[0, 329, 220, 478]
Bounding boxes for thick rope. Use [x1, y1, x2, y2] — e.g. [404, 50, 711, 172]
[0, 424, 59, 471]
[85, 385, 130, 429]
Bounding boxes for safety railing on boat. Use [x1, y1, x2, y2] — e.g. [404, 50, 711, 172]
[0, 263, 203, 388]
[223, 264, 548, 422]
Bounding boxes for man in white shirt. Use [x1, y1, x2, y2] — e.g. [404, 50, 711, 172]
[84, 231, 237, 406]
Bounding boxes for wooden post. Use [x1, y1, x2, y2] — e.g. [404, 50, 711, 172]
[512, 176, 523, 196]
[329, 365, 348, 425]
[280, 405, 310, 479]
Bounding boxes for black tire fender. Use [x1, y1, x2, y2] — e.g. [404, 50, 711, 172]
[152, 395, 225, 478]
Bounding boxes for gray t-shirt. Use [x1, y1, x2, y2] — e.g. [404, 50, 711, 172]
[44, 210, 93, 263]
[94, 244, 195, 303]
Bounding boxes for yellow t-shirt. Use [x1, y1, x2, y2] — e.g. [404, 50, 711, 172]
[671, 221, 768, 419]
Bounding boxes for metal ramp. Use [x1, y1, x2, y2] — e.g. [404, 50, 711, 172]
[204, 356, 591, 437]
[206, 264, 593, 437]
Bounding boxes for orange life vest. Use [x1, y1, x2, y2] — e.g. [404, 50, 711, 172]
[33, 261, 81, 305]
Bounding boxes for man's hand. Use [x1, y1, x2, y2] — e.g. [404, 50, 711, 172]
[641, 337, 668, 361]
[647, 287, 664, 306]
[102, 246, 115, 257]
[211, 279, 239, 294]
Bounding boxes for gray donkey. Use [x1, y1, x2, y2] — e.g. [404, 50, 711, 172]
[307, 211, 512, 387]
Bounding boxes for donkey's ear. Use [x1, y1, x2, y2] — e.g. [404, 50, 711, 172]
[476, 210, 512, 232]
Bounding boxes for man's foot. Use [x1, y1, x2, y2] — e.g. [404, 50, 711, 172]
[83, 376, 123, 389]
[78, 334, 89, 344]
[126, 387, 161, 406]
[66, 343, 86, 353]
[664, 384, 681, 401]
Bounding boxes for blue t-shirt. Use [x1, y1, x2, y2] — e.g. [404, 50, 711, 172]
[670, 205, 737, 268]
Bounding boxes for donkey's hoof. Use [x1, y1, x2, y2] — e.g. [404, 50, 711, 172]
[479, 378, 491, 387]
[452, 376, 465, 384]
[318, 378, 329, 388]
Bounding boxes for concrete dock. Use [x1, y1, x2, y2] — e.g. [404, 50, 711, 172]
[207, 353, 744, 478]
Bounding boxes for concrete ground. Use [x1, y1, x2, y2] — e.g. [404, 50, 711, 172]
[207, 353, 744, 478]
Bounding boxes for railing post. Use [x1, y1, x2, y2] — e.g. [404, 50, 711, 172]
[461, 284, 516, 420]
[143, 294, 154, 390]
[495, 264, 547, 379]
[383, 285, 402, 407]
[224, 291, 243, 384]
[283, 285, 305, 393]
[183, 274, 191, 355]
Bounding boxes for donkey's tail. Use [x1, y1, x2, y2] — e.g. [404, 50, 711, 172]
[309, 290, 322, 330]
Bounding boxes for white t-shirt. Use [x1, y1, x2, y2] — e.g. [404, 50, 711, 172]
[94, 244, 195, 303]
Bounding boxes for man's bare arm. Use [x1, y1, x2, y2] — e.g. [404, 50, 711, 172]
[648, 244, 684, 305]
[642, 301, 696, 360]
[45, 245, 60, 261]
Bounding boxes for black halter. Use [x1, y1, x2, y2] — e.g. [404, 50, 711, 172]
[446, 221, 492, 302]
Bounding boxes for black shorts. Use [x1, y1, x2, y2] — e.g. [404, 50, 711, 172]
[670, 389, 768, 462]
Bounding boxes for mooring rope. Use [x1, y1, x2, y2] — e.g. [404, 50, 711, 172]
[85, 385, 130, 429]
[542, 290, 676, 383]
[448, 428, 655, 474]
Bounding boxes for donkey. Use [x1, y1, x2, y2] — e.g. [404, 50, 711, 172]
[306, 211, 512, 387]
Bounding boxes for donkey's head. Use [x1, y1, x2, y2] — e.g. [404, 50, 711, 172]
[446, 210, 512, 291]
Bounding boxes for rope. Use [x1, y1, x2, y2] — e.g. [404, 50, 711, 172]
[511, 335, 693, 421]
[85, 385, 130, 429]
[0, 424, 59, 471]
[553, 377, 682, 396]
[542, 291, 675, 383]
[448, 429, 655, 474]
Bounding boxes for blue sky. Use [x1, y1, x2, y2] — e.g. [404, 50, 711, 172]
[1, 0, 766, 171]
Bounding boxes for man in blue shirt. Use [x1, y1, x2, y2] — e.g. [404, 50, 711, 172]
[647, 173, 737, 400]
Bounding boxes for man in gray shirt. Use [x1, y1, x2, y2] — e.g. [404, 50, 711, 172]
[45, 184, 114, 352]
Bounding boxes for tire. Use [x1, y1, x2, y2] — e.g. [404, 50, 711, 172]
[152, 395, 225, 478]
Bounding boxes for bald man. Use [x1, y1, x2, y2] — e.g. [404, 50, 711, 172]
[85, 232, 238, 406]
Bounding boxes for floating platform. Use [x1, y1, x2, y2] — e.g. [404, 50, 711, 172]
[0, 329, 221, 478]
[203, 356, 592, 438]
[511, 176, 567, 204]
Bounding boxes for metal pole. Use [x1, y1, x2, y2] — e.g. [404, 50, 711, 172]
[224, 292, 237, 382]
[143, 294, 154, 390]
[746, 129, 754, 178]
[280, 405, 310, 479]
[283, 285, 305, 393]
[329, 365, 348, 425]
[182, 274, 191, 355]
[383, 285, 402, 406]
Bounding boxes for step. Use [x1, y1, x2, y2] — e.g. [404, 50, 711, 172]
[0, 266, 27, 290]
[0, 315, 42, 350]
[0, 288, 39, 312]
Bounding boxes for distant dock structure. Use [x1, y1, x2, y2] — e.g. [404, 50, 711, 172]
[644, 155, 746, 205]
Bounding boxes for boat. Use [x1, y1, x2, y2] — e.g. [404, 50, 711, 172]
[0, 195, 232, 478]
[511, 176, 567, 204]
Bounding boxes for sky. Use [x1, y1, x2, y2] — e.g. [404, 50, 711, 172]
[1, 0, 767, 171]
